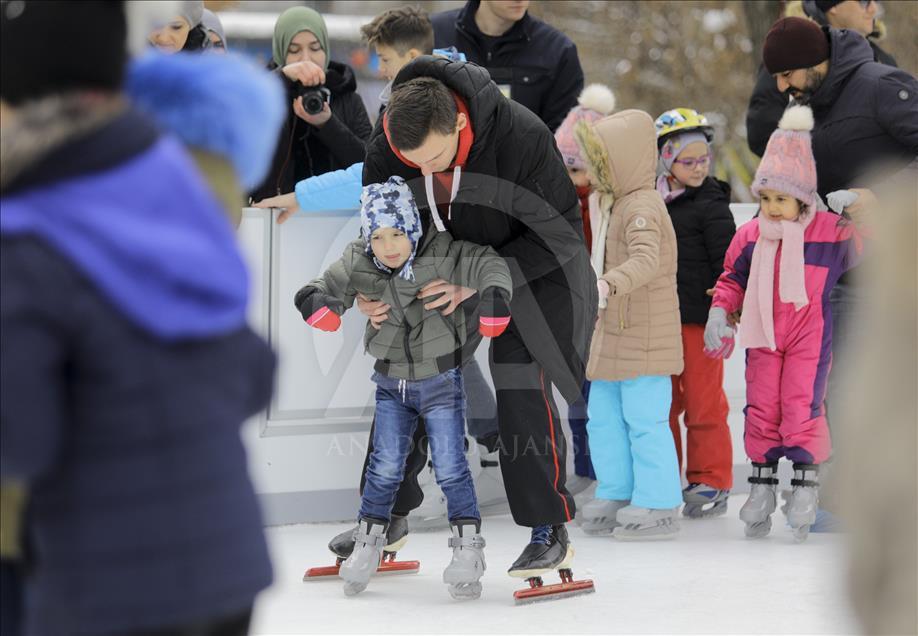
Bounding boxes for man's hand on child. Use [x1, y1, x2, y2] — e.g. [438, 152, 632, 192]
[418, 279, 476, 316]
[357, 293, 390, 330]
[479, 287, 511, 338]
[253, 192, 299, 224]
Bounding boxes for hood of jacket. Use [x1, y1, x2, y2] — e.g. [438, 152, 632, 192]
[575, 109, 658, 199]
[809, 27, 875, 112]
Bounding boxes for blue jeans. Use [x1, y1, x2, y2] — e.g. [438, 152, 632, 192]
[360, 368, 480, 523]
[567, 380, 596, 479]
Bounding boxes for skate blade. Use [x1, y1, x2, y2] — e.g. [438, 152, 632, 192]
[513, 579, 595, 605]
[303, 560, 420, 580]
[507, 546, 574, 579]
[581, 525, 617, 536]
[682, 503, 728, 519]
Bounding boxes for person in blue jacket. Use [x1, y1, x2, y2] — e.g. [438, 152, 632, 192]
[0, 2, 284, 634]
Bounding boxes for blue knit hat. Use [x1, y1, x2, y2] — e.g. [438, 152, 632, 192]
[360, 176, 423, 280]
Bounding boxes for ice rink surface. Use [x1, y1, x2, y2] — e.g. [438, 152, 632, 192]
[250, 498, 858, 635]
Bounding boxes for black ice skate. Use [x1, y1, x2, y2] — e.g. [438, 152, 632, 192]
[303, 514, 418, 580]
[508, 525, 595, 604]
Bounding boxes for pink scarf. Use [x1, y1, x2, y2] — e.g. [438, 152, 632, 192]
[741, 212, 814, 350]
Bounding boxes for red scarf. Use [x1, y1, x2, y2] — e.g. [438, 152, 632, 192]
[383, 93, 474, 225]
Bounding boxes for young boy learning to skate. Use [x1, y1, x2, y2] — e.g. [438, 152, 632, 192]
[705, 105, 867, 541]
[295, 176, 513, 597]
[654, 108, 736, 518]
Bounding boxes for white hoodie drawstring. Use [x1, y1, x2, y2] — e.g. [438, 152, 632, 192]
[398, 378, 407, 403]
[423, 166, 462, 232]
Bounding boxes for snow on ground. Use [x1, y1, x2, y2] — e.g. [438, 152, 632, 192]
[250, 498, 858, 635]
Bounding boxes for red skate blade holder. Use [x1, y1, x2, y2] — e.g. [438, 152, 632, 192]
[303, 553, 420, 581]
[513, 568, 596, 605]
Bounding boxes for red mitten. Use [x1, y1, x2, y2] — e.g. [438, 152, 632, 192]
[306, 306, 342, 332]
[479, 287, 511, 338]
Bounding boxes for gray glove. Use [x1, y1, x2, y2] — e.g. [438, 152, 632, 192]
[827, 189, 858, 214]
[704, 307, 735, 352]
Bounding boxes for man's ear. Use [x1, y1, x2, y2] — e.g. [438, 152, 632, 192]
[407, 48, 423, 60]
[456, 112, 468, 132]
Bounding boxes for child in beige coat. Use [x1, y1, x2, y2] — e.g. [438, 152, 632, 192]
[574, 109, 685, 539]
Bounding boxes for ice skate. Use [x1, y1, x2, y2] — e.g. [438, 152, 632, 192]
[442, 519, 486, 600]
[579, 498, 629, 535]
[566, 474, 594, 498]
[327, 513, 409, 559]
[508, 525, 595, 604]
[612, 505, 680, 540]
[681, 483, 729, 519]
[304, 514, 419, 580]
[740, 462, 778, 538]
[783, 464, 819, 542]
[338, 518, 387, 596]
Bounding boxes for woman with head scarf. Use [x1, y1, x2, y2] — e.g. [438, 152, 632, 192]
[147, 0, 209, 53]
[202, 8, 227, 52]
[251, 6, 372, 202]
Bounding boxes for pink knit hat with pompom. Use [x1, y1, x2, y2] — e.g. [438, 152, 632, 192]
[554, 84, 616, 170]
[751, 105, 818, 209]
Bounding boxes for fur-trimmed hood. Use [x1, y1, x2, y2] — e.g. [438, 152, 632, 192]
[574, 109, 659, 199]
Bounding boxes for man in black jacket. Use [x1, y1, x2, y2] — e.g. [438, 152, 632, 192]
[431, 0, 583, 132]
[745, 0, 898, 157]
[356, 56, 597, 577]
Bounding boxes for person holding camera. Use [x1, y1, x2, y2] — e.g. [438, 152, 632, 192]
[252, 6, 372, 202]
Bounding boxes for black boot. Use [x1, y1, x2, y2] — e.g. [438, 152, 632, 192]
[507, 524, 572, 578]
[328, 513, 409, 559]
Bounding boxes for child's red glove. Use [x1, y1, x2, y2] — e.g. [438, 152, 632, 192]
[479, 287, 511, 338]
[294, 287, 344, 332]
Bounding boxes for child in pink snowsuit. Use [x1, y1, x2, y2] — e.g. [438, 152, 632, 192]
[705, 105, 864, 541]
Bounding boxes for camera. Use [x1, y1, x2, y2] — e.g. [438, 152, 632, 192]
[296, 84, 331, 116]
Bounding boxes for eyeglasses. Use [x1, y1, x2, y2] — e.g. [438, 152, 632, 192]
[672, 154, 711, 169]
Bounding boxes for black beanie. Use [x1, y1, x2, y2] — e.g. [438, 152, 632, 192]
[762, 17, 830, 74]
[1, 0, 127, 106]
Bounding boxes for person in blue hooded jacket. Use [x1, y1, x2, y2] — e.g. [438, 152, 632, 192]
[0, 2, 284, 634]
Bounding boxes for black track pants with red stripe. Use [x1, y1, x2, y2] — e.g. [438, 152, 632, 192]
[489, 325, 575, 527]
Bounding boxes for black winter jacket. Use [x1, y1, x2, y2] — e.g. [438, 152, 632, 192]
[807, 28, 918, 199]
[746, 37, 899, 157]
[430, 0, 583, 132]
[251, 60, 372, 200]
[363, 56, 597, 403]
[665, 178, 736, 324]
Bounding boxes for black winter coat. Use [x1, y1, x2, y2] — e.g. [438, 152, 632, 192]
[364, 56, 597, 403]
[251, 60, 372, 200]
[430, 0, 583, 132]
[807, 28, 918, 199]
[665, 178, 736, 325]
[746, 37, 899, 157]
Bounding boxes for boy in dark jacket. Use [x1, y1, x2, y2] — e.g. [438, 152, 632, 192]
[295, 177, 512, 599]
[654, 108, 737, 518]
[430, 0, 583, 132]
